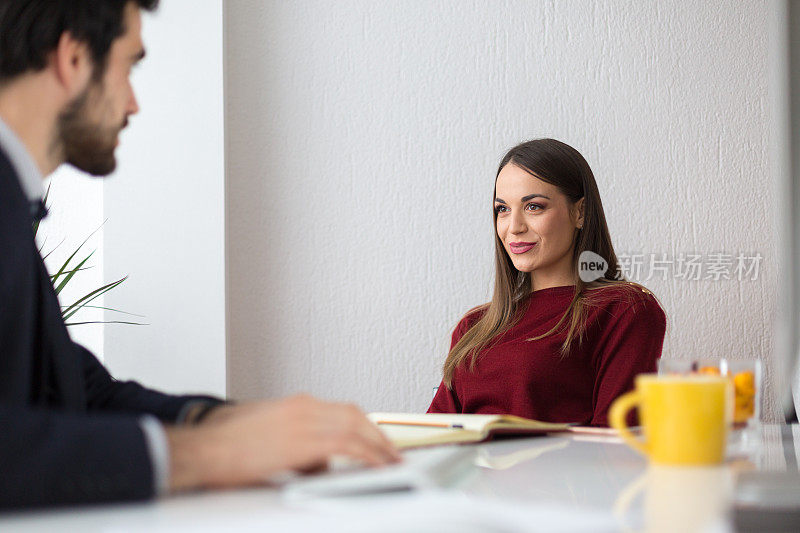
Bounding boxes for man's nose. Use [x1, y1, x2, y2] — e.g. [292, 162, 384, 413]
[127, 90, 140, 115]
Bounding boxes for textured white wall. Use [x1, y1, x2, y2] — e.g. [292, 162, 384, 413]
[225, 1, 779, 419]
[102, 0, 226, 396]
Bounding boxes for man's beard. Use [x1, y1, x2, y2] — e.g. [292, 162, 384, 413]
[56, 83, 124, 177]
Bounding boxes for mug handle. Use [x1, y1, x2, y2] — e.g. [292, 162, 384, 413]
[609, 390, 648, 456]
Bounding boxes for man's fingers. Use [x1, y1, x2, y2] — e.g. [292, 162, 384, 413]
[296, 460, 328, 475]
[334, 404, 401, 464]
[357, 418, 402, 462]
[332, 436, 390, 467]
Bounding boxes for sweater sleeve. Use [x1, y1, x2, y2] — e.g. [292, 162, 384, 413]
[427, 380, 460, 413]
[426, 313, 477, 413]
[589, 292, 666, 426]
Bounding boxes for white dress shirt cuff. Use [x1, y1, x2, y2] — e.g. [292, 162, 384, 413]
[176, 399, 215, 425]
[139, 415, 170, 497]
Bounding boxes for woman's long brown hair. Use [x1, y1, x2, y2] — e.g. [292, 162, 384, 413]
[442, 138, 640, 387]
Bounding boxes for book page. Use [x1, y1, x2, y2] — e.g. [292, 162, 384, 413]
[368, 412, 503, 432]
[374, 424, 479, 448]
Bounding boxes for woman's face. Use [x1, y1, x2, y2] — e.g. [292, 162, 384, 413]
[494, 163, 584, 276]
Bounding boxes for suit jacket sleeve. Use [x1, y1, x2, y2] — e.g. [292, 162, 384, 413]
[79, 342, 223, 422]
[0, 348, 224, 510]
[0, 405, 155, 509]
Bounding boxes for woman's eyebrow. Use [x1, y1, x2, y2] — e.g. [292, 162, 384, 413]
[494, 194, 550, 204]
[522, 194, 550, 201]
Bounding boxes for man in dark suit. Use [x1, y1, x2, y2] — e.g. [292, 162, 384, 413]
[0, 0, 398, 509]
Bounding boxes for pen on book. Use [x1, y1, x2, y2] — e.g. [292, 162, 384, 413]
[375, 421, 465, 429]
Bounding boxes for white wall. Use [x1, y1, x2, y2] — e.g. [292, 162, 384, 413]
[102, 0, 226, 396]
[224, 1, 781, 419]
[40, 0, 781, 419]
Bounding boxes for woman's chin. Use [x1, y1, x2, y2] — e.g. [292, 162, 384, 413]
[511, 262, 536, 273]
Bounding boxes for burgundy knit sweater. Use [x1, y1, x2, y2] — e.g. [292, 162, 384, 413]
[427, 284, 666, 427]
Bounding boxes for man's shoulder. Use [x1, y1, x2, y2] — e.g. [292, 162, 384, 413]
[0, 149, 37, 288]
[0, 147, 28, 217]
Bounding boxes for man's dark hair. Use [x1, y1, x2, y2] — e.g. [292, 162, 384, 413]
[0, 0, 158, 83]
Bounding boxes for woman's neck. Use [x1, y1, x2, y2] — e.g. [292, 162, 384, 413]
[530, 254, 577, 292]
[531, 272, 576, 292]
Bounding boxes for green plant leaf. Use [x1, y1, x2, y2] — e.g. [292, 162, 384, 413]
[52, 237, 92, 285]
[42, 237, 66, 261]
[65, 320, 147, 326]
[62, 277, 127, 321]
[62, 304, 145, 318]
[35, 187, 142, 327]
[49, 219, 105, 289]
[50, 266, 93, 282]
[54, 250, 95, 295]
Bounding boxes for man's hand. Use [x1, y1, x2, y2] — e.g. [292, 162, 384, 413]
[165, 395, 400, 492]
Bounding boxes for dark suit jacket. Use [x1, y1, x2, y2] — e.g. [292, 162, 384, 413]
[0, 147, 222, 509]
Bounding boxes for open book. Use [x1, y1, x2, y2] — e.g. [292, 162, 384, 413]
[368, 412, 571, 449]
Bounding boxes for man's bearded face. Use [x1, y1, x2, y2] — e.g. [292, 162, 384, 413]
[57, 78, 127, 177]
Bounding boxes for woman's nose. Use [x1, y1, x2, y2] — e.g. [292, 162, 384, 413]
[509, 211, 526, 234]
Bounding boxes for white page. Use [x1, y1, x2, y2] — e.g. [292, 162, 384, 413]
[369, 412, 503, 432]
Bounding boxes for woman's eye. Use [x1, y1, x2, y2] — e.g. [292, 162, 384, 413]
[526, 203, 543, 212]
[494, 205, 508, 214]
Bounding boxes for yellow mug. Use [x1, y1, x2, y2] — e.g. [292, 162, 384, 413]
[609, 374, 731, 465]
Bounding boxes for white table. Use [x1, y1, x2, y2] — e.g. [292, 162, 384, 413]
[1, 425, 797, 532]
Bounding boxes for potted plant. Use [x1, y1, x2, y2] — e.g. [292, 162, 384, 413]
[33, 185, 144, 327]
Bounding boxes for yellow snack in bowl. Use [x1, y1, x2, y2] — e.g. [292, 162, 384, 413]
[733, 371, 755, 396]
[686, 366, 756, 425]
[731, 370, 756, 423]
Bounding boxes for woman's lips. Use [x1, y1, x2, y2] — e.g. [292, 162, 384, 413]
[509, 242, 536, 254]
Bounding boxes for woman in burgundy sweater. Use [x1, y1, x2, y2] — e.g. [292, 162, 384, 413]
[428, 139, 666, 427]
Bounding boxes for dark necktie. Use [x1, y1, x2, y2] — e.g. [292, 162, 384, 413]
[30, 199, 48, 221]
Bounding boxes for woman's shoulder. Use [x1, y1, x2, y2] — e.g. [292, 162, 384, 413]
[585, 281, 666, 323]
[450, 304, 487, 341]
[456, 304, 487, 328]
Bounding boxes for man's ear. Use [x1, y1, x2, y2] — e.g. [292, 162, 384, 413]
[574, 197, 585, 229]
[52, 32, 93, 99]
